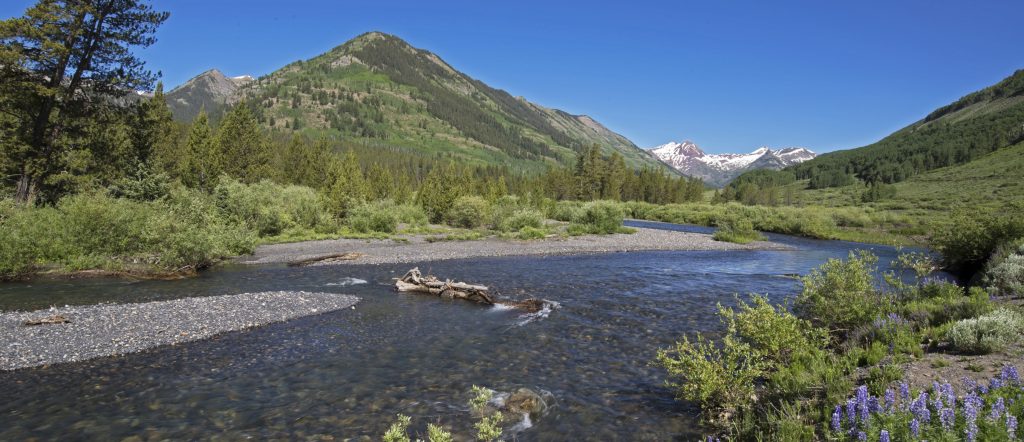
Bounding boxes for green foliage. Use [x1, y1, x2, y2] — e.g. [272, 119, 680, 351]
[474, 412, 503, 442]
[215, 103, 272, 183]
[795, 251, 883, 330]
[566, 200, 626, 235]
[0, 0, 169, 204]
[382, 414, 413, 442]
[712, 216, 765, 244]
[655, 333, 764, 420]
[515, 226, 547, 240]
[931, 205, 1024, 277]
[987, 245, 1024, 297]
[214, 178, 334, 236]
[445, 196, 490, 228]
[495, 208, 543, 233]
[947, 308, 1024, 354]
[0, 190, 254, 279]
[347, 201, 399, 234]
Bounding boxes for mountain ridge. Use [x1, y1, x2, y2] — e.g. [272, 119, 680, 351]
[650, 140, 815, 187]
[166, 31, 669, 173]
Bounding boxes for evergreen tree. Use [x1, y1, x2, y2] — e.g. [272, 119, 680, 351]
[216, 103, 271, 183]
[0, 0, 169, 204]
[180, 110, 219, 191]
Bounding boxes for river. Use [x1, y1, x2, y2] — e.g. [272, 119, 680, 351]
[0, 221, 939, 440]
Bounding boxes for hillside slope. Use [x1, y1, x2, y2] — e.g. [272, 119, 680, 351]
[787, 69, 1024, 188]
[165, 69, 252, 121]
[171, 32, 667, 173]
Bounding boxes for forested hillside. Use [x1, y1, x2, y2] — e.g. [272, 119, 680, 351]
[788, 69, 1024, 188]
[170, 32, 668, 173]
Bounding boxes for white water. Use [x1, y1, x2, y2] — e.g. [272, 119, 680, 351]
[325, 277, 368, 287]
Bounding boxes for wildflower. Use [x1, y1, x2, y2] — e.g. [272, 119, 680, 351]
[989, 397, 1006, 422]
[911, 392, 931, 423]
[1008, 414, 1017, 439]
[1001, 366, 1020, 384]
[857, 431, 867, 441]
[964, 392, 981, 442]
[868, 396, 880, 414]
[879, 430, 890, 442]
[899, 382, 911, 408]
[846, 398, 857, 425]
[856, 385, 870, 423]
[884, 389, 896, 412]
[992, 377, 1004, 390]
[831, 405, 842, 432]
[940, 406, 955, 430]
[910, 418, 920, 438]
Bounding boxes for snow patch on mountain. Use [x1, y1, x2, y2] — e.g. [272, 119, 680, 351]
[650, 140, 815, 187]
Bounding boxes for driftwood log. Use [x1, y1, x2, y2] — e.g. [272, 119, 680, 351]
[395, 268, 555, 313]
[23, 314, 71, 326]
[288, 252, 365, 267]
[396, 268, 495, 305]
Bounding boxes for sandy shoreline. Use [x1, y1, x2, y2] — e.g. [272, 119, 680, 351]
[241, 226, 790, 266]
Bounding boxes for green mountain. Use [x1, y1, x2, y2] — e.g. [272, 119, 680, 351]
[169, 32, 667, 173]
[785, 69, 1024, 188]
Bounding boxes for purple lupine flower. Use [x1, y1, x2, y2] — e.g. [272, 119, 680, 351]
[964, 377, 979, 393]
[868, 396, 880, 414]
[910, 418, 920, 438]
[989, 397, 1006, 422]
[847, 398, 857, 425]
[879, 430, 890, 442]
[992, 377, 1004, 390]
[979, 383, 989, 394]
[940, 406, 955, 430]
[964, 392, 981, 442]
[1001, 366, 1020, 384]
[899, 382, 911, 409]
[857, 431, 867, 441]
[856, 385, 870, 423]
[884, 389, 896, 412]
[911, 392, 931, 423]
[942, 382, 955, 407]
[1008, 414, 1018, 439]
[831, 405, 842, 432]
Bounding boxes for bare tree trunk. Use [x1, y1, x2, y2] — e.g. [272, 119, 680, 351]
[13, 169, 36, 205]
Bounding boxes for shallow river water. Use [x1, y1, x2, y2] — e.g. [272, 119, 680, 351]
[0, 221, 939, 440]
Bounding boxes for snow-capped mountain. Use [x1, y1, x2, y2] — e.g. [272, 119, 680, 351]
[650, 141, 815, 187]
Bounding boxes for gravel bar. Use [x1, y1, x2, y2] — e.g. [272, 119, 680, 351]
[242, 226, 790, 266]
[0, 291, 359, 371]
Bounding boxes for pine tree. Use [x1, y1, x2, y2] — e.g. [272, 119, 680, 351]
[1, 0, 169, 204]
[180, 110, 219, 191]
[216, 103, 271, 183]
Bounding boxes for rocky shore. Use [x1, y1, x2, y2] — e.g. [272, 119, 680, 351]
[0, 291, 359, 371]
[242, 226, 789, 266]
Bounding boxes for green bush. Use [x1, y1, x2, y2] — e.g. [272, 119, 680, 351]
[515, 226, 547, 240]
[795, 251, 885, 331]
[214, 178, 333, 236]
[947, 307, 1024, 354]
[445, 196, 491, 229]
[347, 201, 399, 233]
[712, 216, 765, 244]
[986, 244, 1024, 297]
[392, 202, 428, 227]
[931, 205, 1024, 277]
[0, 190, 255, 279]
[549, 201, 584, 222]
[496, 208, 543, 233]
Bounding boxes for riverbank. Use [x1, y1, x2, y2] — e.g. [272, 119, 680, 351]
[0, 291, 359, 371]
[240, 226, 789, 266]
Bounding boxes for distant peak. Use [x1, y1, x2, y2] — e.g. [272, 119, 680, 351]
[751, 147, 770, 155]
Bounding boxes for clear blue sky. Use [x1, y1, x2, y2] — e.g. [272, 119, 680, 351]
[3, 0, 1023, 153]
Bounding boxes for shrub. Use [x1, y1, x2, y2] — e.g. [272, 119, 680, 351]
[947, 308, 1024, 354]
[496, 208, 543, 233]
[214, 178, 333, 236]
[515, 226, 547, 240]
[549, 201, 584, 222]
[931, 205, 1024, 277]
[0, 190, 255, 279]
[987, 245, 1024, 297]
[655, 333, 764, 421]
[347, 201, 399, 233]
[445, 196, 490, 229]
[795, 251, 885, 331]
[713, 216, 765, 244]
[392, 202, 428, 227]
